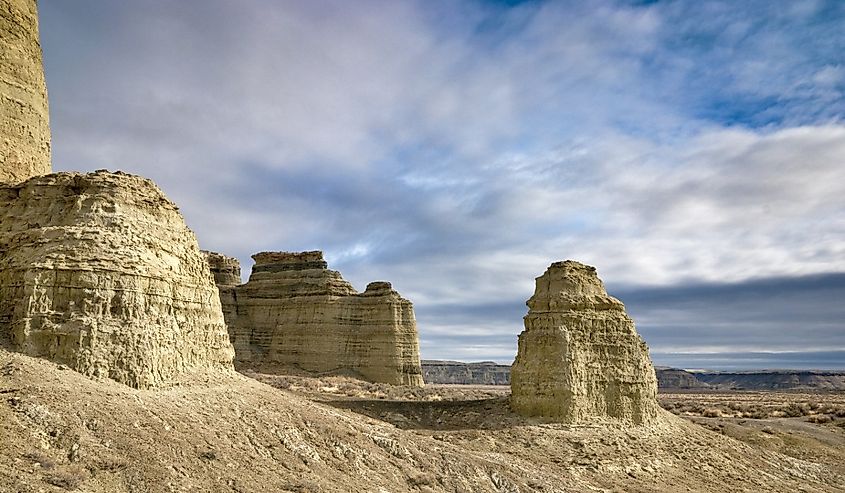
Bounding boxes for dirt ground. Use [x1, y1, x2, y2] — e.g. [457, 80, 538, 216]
[659, 390, 845, 478]
[1, 353, 843, 492]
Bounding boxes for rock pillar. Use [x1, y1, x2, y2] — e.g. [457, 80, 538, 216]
[1, 0, 51, 183]
[511, 261, 659, 424]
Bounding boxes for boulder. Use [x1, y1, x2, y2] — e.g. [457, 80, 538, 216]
[0, 171, 235, 388]
[221, 251, 424, 386]
[510, 261, 659, 424]
[1, 0, 51, 183]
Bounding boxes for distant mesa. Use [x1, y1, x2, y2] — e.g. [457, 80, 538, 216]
[510, 260, 660, 424]
[422, 360, 512, 385]
[0, 171, 235, 388]
[1, 0, 51, 183]
[205, 250, 424, 387]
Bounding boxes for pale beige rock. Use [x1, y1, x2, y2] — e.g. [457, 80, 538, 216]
[510, 261, 660, 424]
[1, 0, 51, 183]
[204, 250, 242, 286]
[203, 250, 240, 325]
[222, 251, 424, 386]
[0, 171, 235, 388]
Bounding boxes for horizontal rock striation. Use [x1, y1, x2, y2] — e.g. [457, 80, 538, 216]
[0, 171, 235, 388]
[1, 0, 51, 183]
[204, 250, 241, 286]
[223, 251, 423, 386]
[203, 250, 240, 324]
[511, 261, 660, 424]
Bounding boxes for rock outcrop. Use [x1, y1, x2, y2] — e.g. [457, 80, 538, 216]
[203, 250, 240, 324]
[0, 171, 235, 388]
[1, 0, 51, 183]
[222, 251, 424, 386]
[510, 261, 660, 424]
[657, 368, 709, 389]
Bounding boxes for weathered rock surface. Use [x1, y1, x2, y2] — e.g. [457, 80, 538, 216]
[1, 0, 51, 183]
[222, 251, 424, 386]
[203, 250, 240, 324]
[0, 171, 234, 388]
[511, 260, 660, 424]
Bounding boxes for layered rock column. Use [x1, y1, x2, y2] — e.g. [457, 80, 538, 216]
[203, 250, 240, 324]
[1, 0, 51, 183]
[511, 261, 660, 424]
[0, 171, 235, 388]
[224, 251, 424, 387]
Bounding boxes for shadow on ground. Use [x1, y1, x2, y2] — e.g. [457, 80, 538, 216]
[322, 396, 530, 431]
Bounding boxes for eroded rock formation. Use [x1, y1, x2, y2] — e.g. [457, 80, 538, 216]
[510, 261, 660, 424]
[0, 171, 235, 388]
[221, 251, 424, 386]
[1, 0, 51, 183]
[203, 250, 240, 323]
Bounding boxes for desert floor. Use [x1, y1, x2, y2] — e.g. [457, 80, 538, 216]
[2, 352, 843, 492]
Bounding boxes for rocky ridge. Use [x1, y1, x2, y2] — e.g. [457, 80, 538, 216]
[1, 0, 50, 183]
[511, 260, 660, 424]
[695, 371, 845, 391]
[423, 361, 716, 389]
[0, 171, 234, 388]
[422, 360, 511, 385]
[217, 251, 424, 386]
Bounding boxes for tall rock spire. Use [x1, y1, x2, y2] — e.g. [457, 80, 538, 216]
[1, 0, 51, 183]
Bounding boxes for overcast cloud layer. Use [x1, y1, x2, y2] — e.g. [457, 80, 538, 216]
[40, 0, 845, 369]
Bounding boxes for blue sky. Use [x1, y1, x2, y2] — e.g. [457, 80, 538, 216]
[39, 0, 845, 369]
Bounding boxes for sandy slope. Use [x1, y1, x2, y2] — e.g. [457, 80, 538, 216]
[1, 350, 841, 493]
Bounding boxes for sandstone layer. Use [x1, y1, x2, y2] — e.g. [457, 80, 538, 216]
[0, 171, 234, 388]
[1, 0, 51, 183]
[511, 260, 660, 424]
[203, 250, 240, 324]
[221, 251, 423, 386]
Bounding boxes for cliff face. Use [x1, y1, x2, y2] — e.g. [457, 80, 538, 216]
[204, 250, 241, 286]
[511, 261, 660, 424]
[695, 371, 845, 391]
[0, 171, 234, 388]
[422, 360, 511, 385]
[221, 251, 424, 386]
[203, 250, 240, 324]
[1, 0, 51, 183]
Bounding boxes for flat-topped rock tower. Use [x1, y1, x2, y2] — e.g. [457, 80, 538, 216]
[0, 171, 235, 388]
[1, 0, 51, 183]
[511, 260, 660, 424]
[214, 250, 424, 386]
